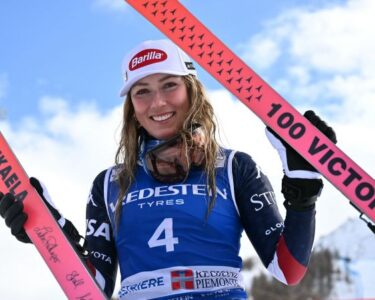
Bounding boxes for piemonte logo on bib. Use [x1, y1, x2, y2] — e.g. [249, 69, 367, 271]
[171, 270, 194, 290]
[129, 48, 167, 71]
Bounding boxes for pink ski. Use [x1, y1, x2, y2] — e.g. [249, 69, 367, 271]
[125, 0, 375, 223]
[0, 132, 107, 300]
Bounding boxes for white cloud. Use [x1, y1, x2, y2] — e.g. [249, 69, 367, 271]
[240, 0, 375, 122]
[242, 0, 375, 74]
[239, 37, 282, 71]
[287, 0, 375, 75]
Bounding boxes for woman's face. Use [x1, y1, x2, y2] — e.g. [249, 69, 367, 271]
[130, 73, 190, 140]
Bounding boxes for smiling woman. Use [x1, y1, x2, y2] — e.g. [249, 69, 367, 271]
[0, 38, 337, 300]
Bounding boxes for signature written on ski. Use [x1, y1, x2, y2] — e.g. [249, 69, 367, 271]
[34, 226, 61, 263]
[267, 102, 375, 211]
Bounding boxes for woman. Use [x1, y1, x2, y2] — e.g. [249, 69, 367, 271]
[0, 39, 336, 299]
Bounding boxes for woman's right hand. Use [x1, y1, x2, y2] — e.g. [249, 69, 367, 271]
[0, 192, 31, 243]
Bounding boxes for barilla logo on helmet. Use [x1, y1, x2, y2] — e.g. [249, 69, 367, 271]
[129, 49, 167, 71]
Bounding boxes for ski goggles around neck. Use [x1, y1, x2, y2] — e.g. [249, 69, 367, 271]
[143, 125, 205, 183]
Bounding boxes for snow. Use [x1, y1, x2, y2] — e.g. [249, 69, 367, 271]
[317, 218, 375, 260]
[316, 218, 375, 299]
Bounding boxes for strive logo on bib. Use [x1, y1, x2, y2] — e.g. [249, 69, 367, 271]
[129, 49, 167, 70]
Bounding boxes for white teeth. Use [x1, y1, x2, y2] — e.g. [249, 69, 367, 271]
[152, 113, 173, 122]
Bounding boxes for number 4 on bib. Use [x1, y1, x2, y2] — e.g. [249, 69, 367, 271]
[148, 218, 179, 252]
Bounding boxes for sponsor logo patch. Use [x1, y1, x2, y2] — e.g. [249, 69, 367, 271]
[129, 49, 167, 71]
[171, 270, 194, 290]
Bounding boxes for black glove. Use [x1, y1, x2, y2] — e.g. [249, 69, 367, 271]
[0, 178, 87, 256]
[266, 110, 337, 211]
[0, 192, 30, 243]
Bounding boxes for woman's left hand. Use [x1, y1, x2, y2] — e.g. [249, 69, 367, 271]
[265, 110, 337, 179]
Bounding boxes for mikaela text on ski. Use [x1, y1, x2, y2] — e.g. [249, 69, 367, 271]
[0, 150, 28, 201]
[267, 103, 375, 210]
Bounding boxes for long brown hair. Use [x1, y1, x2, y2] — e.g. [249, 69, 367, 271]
[114, 75, 220, 225]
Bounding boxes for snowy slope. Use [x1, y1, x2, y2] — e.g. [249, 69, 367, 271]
[316, 218, 375, 299]
[317, 218, 375, 260]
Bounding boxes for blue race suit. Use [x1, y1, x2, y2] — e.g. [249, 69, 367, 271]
[84, 149, 315, 299]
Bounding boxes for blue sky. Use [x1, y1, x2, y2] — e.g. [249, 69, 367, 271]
[1, 0, 374, 299]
